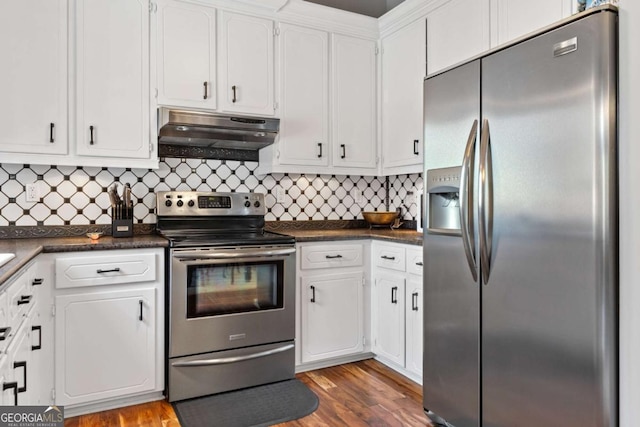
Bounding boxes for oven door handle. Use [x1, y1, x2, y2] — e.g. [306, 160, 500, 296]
[173, 247, 296, 260]
[171, 343, 294, 367]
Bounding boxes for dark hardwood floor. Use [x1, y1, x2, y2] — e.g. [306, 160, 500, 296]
[65, 359, 433, 426]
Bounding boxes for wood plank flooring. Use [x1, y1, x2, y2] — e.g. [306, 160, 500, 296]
[65, 359, 433, 427]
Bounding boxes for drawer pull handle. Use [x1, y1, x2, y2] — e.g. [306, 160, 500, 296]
[415, 262, 423, 266]
[97, 268, 121, 274]
[139, 300, 144, 321]
[13, 361, 27, 393]
[412, 292, 419, 311]
[381, 255, 396, 261]
[0, 327, 11, 341]
[32, 278, 44, 286]
[17, 295, 32, 305]
[2, 382, 18, 405]
[310, 285, 316, 303]
[32, 326, 42, 351]
[325, 254, 343, 259]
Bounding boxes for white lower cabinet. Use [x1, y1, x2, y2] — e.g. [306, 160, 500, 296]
[296, 241, 370, 369]
[50, 248, 164, 411]
[55, 287, 156, 406]
[0, 259, 52, 406]
[300, 272, 363, 362]
[372, 241, 423, 382]
[373, 273, 405, 366]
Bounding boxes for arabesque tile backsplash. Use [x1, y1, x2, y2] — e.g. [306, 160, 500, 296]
[0, 159, 422, 227]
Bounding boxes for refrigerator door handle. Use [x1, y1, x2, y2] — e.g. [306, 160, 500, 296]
[459, 119, 479, 282]
[479, 119, 494, 284]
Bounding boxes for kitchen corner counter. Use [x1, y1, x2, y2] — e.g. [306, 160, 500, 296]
[280, 228, 423, 246]
[0, 235, 168, 287]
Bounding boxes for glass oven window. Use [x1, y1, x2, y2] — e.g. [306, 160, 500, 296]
[186, 260, 284, 317]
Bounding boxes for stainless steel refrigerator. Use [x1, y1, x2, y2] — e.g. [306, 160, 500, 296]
[422, 6, 617, 427]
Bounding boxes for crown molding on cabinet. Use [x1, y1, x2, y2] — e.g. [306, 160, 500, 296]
[378, 0, 449, 37]
[276, 0, 379, 39]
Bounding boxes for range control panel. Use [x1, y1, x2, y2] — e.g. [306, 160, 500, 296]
[156, 191, 265, 217]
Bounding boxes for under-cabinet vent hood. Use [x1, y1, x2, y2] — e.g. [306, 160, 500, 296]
[158, 108, 279, 151]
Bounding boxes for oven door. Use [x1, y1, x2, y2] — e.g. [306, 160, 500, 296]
[169, 245, 296, 358]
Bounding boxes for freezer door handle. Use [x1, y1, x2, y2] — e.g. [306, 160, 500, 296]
[459, 119, 479, 282]
[479, 119, 494, 284]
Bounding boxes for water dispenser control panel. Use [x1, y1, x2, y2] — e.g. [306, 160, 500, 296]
[426, 166, 462, 235]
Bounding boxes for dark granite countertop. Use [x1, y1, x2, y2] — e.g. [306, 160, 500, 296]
[0, 235, 168, 287]
[0, 221, 422, 287]
[281, 228, 423, 246]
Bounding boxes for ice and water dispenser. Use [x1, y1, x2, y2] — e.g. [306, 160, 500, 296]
[425, 166, 461, 235]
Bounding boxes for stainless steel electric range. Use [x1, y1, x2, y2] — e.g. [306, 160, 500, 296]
[156, 191, 296, 402]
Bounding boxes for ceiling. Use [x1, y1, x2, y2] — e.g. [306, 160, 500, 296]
[304, 0, 406, 18]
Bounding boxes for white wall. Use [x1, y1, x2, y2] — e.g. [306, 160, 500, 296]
[617, 1, 638, 426]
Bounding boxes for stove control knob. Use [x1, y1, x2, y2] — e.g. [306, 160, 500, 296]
[188, 200, 195, 207]
[165, 200, 172, 207]
[254, 201, 261, 208]
[177, 200, 184, 207]
[244, 201, 251, 208]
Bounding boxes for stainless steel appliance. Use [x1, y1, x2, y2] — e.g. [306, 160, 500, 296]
[158, 108, 280, 150]
[423, 6, 617, 427]
[157, 191, 296, 402]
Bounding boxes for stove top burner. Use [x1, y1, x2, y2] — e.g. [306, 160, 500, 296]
[159, 229, 295, 248]
[156, 191, 295, 248]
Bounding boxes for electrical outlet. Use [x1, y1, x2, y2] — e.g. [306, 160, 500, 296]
[26, 183, 40, 202]
[351, 188, 362, 203]
[276, 187, 286, 203]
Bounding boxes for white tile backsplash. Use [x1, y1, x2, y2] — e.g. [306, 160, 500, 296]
[0, 159, 423, 226]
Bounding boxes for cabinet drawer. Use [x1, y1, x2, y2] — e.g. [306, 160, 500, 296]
[373, 244, 405, 271]
[7, 272, 32, 329]
[55, 252, 157, 289]
[406, 247, 424, 276]
[299, 244, 363, 270]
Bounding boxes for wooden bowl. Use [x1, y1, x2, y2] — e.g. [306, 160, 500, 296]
[362, 211, 399, 226]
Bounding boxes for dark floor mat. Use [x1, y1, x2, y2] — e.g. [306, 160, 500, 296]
[172, 379, 319, 427]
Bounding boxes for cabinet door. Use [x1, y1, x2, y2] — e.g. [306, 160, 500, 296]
[332, 35, 377, 169]
[157, 0, 216, 109]
[300, 272, 363, 363]
[491, 0, 573, 46]
[75, 0, 151, 159]
[405, 276, 423, 377]
[374, 273, 405, 366]
[219, 11, 274, 116]
[55, 287, 156, 406]
[277, 23, 329, 167]
[381, 19, 425, 172]
[426, 0, 490, 75]
[0, 0, 68, 155]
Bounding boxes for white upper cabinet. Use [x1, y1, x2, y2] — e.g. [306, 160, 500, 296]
[75, 0, 151, 160]
[491, 0, 574, 46]
[331, 35, 377, 170]
[277, 23, 330, 167]
[219, 11, 275, 116]
[157, 0, 216, 109]
[0, 0, 68, 155]
[426, 0, 490, 75]
[381, 18, 425, 175]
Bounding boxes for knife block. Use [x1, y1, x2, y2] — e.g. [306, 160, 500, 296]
[111, 206, 133, 237]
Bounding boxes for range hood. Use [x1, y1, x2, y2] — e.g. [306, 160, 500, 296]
[158, 108, 279, 151]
